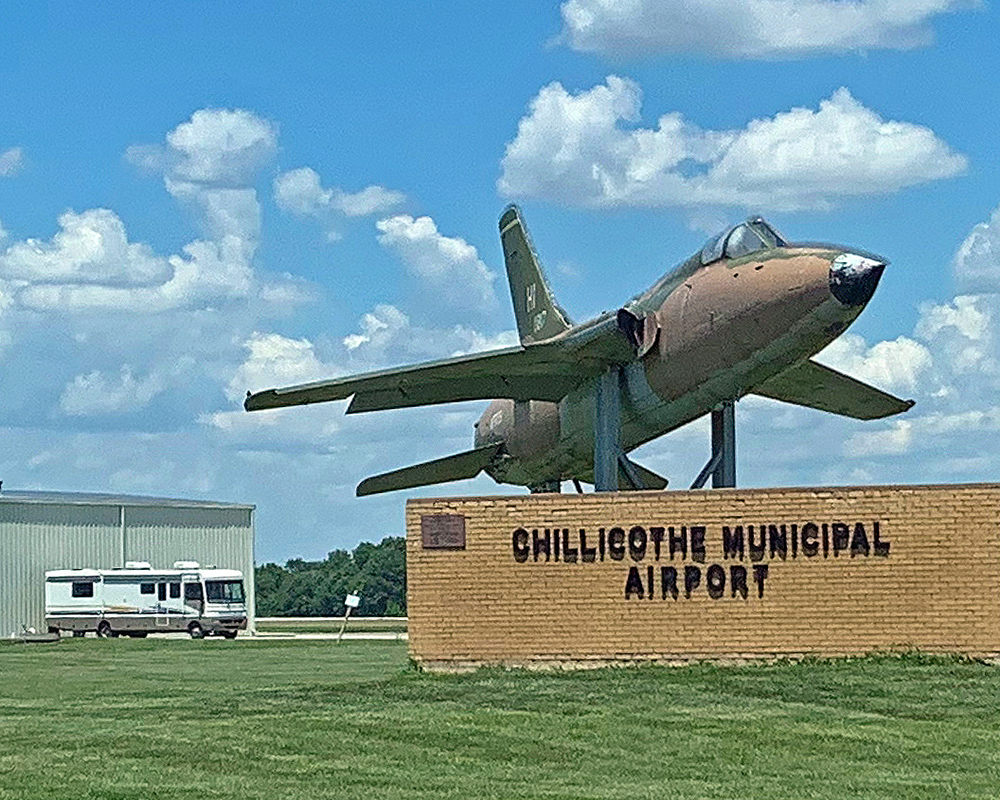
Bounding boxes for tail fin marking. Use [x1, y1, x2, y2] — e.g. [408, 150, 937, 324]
[499, 205, 572, 345]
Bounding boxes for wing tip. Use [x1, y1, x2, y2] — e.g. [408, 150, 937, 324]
[881, 398, 915, 418]
[244, 391, 269, 412]
[499, 204, 521, 231]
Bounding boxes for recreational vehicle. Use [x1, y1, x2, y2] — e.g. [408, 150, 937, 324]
[45, 562, 247, 639]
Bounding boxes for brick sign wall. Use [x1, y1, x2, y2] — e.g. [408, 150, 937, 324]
[406, 484, 1000, 669]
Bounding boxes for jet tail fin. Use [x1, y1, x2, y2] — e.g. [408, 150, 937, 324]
[499, 205, 572, 345]
[356, 443, 503, 497]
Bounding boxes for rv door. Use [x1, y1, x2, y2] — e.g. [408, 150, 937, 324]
[183, 580, 204, 616]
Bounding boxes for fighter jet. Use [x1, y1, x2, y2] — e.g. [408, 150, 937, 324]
[245, 206, 913, 496]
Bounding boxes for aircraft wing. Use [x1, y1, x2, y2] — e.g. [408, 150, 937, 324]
[751, 359, 914, 420]
[245, 313, 636, 414]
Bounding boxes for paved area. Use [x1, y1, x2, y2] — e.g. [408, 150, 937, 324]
[251, 631, 407, 641]
[45, 631, 407, 642]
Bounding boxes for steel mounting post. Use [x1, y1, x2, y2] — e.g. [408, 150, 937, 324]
[691, 399, 736, 489]
[594, 366, 622, 492]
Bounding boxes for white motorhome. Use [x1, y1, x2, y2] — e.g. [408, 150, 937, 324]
[45, 561, 247, 639]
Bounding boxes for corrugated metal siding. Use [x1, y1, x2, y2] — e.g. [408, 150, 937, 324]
[0, 503, 120, 635]
[0, 501, 255, 635]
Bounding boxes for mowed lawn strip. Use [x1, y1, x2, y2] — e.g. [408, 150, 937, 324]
[256, 617, 407, 634]
[1, 640, 998, 799]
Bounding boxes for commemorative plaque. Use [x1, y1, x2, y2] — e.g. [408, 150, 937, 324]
[421, 514, 466, 549]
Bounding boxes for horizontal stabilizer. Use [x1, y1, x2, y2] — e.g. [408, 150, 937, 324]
[356, 443, 503, 497]
[618, 456, 669, 490]
[752, 359, 914, 420]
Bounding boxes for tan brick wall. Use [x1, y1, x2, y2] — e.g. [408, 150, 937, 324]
[406, 484, 1000, 668]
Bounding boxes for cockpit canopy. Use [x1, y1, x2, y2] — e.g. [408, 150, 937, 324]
[700, 217, 787, 265]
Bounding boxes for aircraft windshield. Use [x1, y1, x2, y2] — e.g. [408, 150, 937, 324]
[205, 580, 245, 604]
[700, 217, 787, 264]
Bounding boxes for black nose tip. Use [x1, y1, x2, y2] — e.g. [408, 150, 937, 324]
[830, 253, 886, 307]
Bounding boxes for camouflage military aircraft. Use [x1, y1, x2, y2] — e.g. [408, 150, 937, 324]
[245, 206, 913, 496]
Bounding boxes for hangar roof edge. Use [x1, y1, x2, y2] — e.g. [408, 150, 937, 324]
[0, 489, 254, 511]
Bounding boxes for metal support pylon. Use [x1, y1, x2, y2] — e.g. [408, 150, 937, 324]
[594, 366, 622, 492]
[691, 400, 736, 489]
[711, 400, 736, 487]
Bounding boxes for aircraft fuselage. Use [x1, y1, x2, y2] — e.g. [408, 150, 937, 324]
[475, 243, 881, 489]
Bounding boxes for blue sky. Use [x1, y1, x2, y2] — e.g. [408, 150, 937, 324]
[2, 2, 1000, 562]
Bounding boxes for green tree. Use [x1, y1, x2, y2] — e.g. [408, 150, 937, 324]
[254, 535, 406, 616]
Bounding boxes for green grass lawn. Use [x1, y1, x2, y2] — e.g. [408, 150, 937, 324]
[1, 640, 998, 799]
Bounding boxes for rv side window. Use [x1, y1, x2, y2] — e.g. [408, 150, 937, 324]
[185, 583, 204, 603]
[140, 583, 155, 594]
[158, 583, 167, 601]
[71, 581, 94, 598]
[169, 583, 180, 599]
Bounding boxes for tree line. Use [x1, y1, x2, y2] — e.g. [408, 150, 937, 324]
[255, 535, 406, 616]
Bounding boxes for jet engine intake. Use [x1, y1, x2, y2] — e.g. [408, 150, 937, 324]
[616, 308, 659, 358]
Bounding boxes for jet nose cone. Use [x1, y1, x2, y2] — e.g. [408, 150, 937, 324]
[829, 252, 887, 307]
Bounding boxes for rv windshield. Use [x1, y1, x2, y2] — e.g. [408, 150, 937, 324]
[205, 580, 245, 604]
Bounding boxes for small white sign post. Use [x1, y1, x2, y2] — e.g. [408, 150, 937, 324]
[338, 593, 361, 643]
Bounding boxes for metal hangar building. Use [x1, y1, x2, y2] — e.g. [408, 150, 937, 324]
[0, 490, 256, 636]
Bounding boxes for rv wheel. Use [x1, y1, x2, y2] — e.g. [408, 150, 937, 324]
[96, 621, 112, 638]
[188, 622, 204, 640]
[222, 630, 238, 639]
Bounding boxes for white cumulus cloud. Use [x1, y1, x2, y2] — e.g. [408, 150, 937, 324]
[336, 185, 406, 217]
[915, 294, 990, 342]
[559, 0, 975, 59]
[203, 332, 344, 449]
[342, 304, 411, 352]
[912, 294, 1000, 385]
[274, 167, 404, 240]
[6, 109, 311, 313]
[822, 211, 1000, 471]
[0, 209, 171, 286]
[844, 419, 913, 456]
[17, 235, 254, 313]
[129, 108, 278, 187]
[59, 366, 166, 416]
[128, 108, 278, 242]
[375, 215, 497, 311]
[952, 204, 1000, 294]
[226, 332, 338, 403]
[499, 78, 966, 211]
[0, 147, 24, 176]
[341, 303, 517, 364]
[815, 333, 931, 394]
